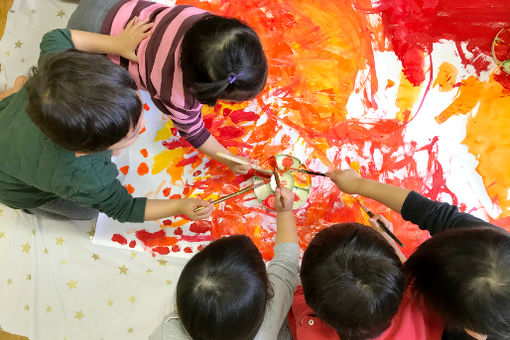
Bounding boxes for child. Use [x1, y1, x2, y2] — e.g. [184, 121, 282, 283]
[303, 168, 509, 340]
[0, 26, 212, 222]
[67, 0, 268, 175]
[149, 187, 299, 340]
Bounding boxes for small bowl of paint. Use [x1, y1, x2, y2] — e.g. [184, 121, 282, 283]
[492, 27, 510, 74]
[253, 154, 312, 211]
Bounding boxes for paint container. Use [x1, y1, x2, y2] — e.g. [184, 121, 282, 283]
[253, 154, 311, 210]
[492, 27, 510, 74]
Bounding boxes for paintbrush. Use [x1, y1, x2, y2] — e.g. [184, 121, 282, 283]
[216, 152, 272, 176]
[290, 168, 326, 177]
[355, 198, 404, 247]
[273, 169, 286, 208]
[193, 181, 269, 212]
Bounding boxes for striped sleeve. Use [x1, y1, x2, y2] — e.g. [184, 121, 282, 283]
[101, 1, 211, 148]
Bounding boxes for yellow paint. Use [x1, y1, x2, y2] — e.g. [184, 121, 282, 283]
[433, 62, 458, 92]
[395, 72, 422, 121]
[152, 149, 185, 174]
[154, 120, 175, 142]
[463, 81, 510, 216]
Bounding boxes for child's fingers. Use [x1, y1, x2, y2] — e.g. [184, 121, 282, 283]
[140, 22, 154, 32]
[127, 16, 137, 27]
[370, 214, 394, 232]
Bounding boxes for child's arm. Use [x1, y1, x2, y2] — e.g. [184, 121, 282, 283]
[0, 76, 27, 101]
[327, 168, 410, 213]
[144, 198, 213, 221]
[197, 135, 253, 174]
[70, 17, 153, 62]
[274, 188, 298, 244]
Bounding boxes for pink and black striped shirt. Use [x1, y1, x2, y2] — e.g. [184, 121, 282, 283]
[101, 0, 211, 148]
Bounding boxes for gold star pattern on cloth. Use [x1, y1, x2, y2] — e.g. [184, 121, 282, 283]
[87, 227, 95, 238]
[128, 296, 136, 304]
[26, 274, 31, 281]
[130, 251, 136, 259]
[157, 258, 167, 267]
[127, 328, 134, 334]
[107, 300, 114, 307]
[166, 280, 171, 285]
[56, 10, 65, 18]
[91, 253, 100, 261]
[74, 310, 84, 320]
[55, 236, 65, 246]
[21, 242, 30, 253]
[146, 268, 152, 275]
[6, 278, 12, 285]
[46, 306, 52, 312]
[24, 305, 29, 311]
[14, 40, 22, 48]
[0, 231, 5, 238]
[118, 265, 128, 275]
[66, 279, 77, 290]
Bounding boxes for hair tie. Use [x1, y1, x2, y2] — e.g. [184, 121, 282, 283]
[227, 72, 237, 84]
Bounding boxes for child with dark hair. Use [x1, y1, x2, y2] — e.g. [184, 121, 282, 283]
[321, 168, 510, 340]
[149, 187, 300, 340]
[287, 167, 450, 340]
[0, 25, 213, 222]
[67, 0, 268, 174]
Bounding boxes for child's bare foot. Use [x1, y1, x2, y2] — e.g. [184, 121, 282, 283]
[13, 75, 28, 90]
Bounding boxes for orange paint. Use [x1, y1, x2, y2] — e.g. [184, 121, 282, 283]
[124, 184, 135, 194]
[140, 148, 148, 158]
[433, 62, 458, 92]
[119, 165, 129, 175]
[137, 162, 149, 176]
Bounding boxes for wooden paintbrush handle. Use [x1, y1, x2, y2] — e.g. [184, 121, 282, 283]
[216, 152, 272, 175]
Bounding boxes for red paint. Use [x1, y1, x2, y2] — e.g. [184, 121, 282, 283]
[176, 154, 200, 167]
[129, 240, 136, 248]
[263, 195, 276, 210]
[377, 0, 510, 85]
[173, 227, 183, 235]
[197, 244, 204, 251]
[193, 170, 202, 177]
[282, 156, 294, 169]
[119, 166, 129, 175]
[229, 110, 260, 124]
[184, 247, 193, 253]
[189, 221, 211, 234]
[180, 234, 213, 242]
[139, 126, 146, 135]
[162, 219, 172, 226]
[217, 126, 244, 139]
[111, 233, 127, 245]
[140, 148, 148, 158]
[171, 244, 180, 252]
[153, 246, 170, 255]
[162, 187, 171, 197]
[137, 162, 149, 176]
[162, 138, 190, 150]
[143, 103, 150, 111]
[135, 229, 178, 247]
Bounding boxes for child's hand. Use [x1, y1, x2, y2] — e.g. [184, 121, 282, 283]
[115, 16, 154, 62]
[274, 187, 294, 212]
[326, 168, 362, 194]
[368, 214, 394, 235]
[226, 155, 254, 175]
[178, 198, 213, 220]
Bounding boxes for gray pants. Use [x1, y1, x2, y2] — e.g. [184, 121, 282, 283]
[67, 0, 120, 32]
[26, 198, 98, 220]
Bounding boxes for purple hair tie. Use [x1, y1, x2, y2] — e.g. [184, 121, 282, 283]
[227, 72, 237, 84]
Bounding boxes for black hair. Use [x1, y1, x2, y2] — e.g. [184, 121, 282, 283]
[25, 49, 142, 153]
[176, 235, 272, 340]
[180, 15, 268, 106]
[300, 223, 404, 340]
[405, 227, 510, 338]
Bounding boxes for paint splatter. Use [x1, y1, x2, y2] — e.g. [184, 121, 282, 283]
[153, 247, 170, 255]
[140, 148, 148, 158]
[111, 233, 127, 245]
[120, 166, 129, 175]
[162, 187, 171, 197]
[129, 240, 136, 248]
[137, 162, 149, 176]
[124, 184, 135, 194]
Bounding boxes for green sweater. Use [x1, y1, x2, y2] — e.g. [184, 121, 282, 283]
[0, 29, 146, 222]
